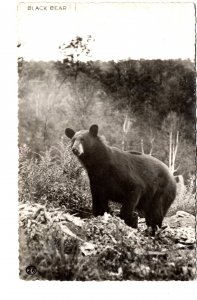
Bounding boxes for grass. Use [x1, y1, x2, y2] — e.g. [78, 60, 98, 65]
[19, 202, 196, 281]
[18, 142, 196, 280]
[168, 176, 195, 216]
[19, 142, 92, 215]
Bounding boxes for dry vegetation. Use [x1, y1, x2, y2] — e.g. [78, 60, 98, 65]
[19, 144, 196, 281]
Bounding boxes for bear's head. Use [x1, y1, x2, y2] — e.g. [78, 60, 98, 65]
[65, 124, 99, 158]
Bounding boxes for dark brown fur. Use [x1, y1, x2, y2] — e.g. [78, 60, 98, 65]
[65, 125, 176, 231]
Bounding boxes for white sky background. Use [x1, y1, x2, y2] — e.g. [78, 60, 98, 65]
[17, 2, 196, 62]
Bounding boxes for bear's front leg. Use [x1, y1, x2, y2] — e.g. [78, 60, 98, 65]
[92, 195, 110, 216]
[90, 186, 110, 217]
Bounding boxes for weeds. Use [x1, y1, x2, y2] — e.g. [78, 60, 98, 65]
[18, 143, 196, 280]
[18, 142, 92, 215]
[19, 203, 196, 280]
[168, 176, 195, 216]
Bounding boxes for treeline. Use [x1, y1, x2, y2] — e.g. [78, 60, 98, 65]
[55, 58, 195, 138]
[18, 58, 195, 179]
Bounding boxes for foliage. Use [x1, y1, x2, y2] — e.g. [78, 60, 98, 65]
[19, 141, 195, 217]
[19, 203, 83, 280]
[168, 176, 196, 216]
[59, 35, 93, 63]
[18, 143, 92, 215]
[19, 141, 196, 280]
[19, 203, 196, 281]
[18, 58, 195, 180]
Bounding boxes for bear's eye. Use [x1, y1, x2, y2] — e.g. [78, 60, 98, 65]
[81, 138, 85, 142]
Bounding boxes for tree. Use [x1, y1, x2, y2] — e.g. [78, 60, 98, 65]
[169, 131, 179, 175]
[161, 112, 180, 175]
[58, 36, 101, 128]
[122, 114, 131, 150]
[59, 35, 94, 80]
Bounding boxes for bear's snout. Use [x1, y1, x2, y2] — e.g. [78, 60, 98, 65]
[71, 141, 84, 157]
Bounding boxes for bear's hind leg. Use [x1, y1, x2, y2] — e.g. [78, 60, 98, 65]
[145, 195, 164, 234]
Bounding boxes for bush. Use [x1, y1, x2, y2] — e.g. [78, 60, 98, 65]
[18, 142, 195, 218]
[18, 142, 92, 215]
[168, 176, 195, 216]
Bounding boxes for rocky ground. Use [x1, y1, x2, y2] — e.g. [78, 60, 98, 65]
[19, 202, 196, 281]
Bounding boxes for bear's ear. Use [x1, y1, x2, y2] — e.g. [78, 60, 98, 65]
[89, 124, 98, 137]
[65, 128, 75, 139]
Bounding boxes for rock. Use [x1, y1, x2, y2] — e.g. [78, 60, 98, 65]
[165, 210, 195, 228]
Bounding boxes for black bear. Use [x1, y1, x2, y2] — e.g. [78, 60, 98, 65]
[65, 124, 176, 231]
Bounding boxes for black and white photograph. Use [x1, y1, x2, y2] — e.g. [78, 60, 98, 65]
[17, 1, 196, 281]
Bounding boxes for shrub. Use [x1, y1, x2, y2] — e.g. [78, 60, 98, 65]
[168, 176, 195, 216]
[19, 207, 82, 280]
[19, 197, 196, 281]
[18, 142, 92, 215]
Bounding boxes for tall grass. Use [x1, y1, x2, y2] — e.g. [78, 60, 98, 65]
[168, 176, 196, 216]
[18, 141, 92, 215]
[19, 142, 195, 217]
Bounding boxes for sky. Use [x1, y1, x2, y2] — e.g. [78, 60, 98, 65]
[17, 2, 196, 62]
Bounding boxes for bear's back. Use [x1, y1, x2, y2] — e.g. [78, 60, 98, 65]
[109, 146, 175, 187]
